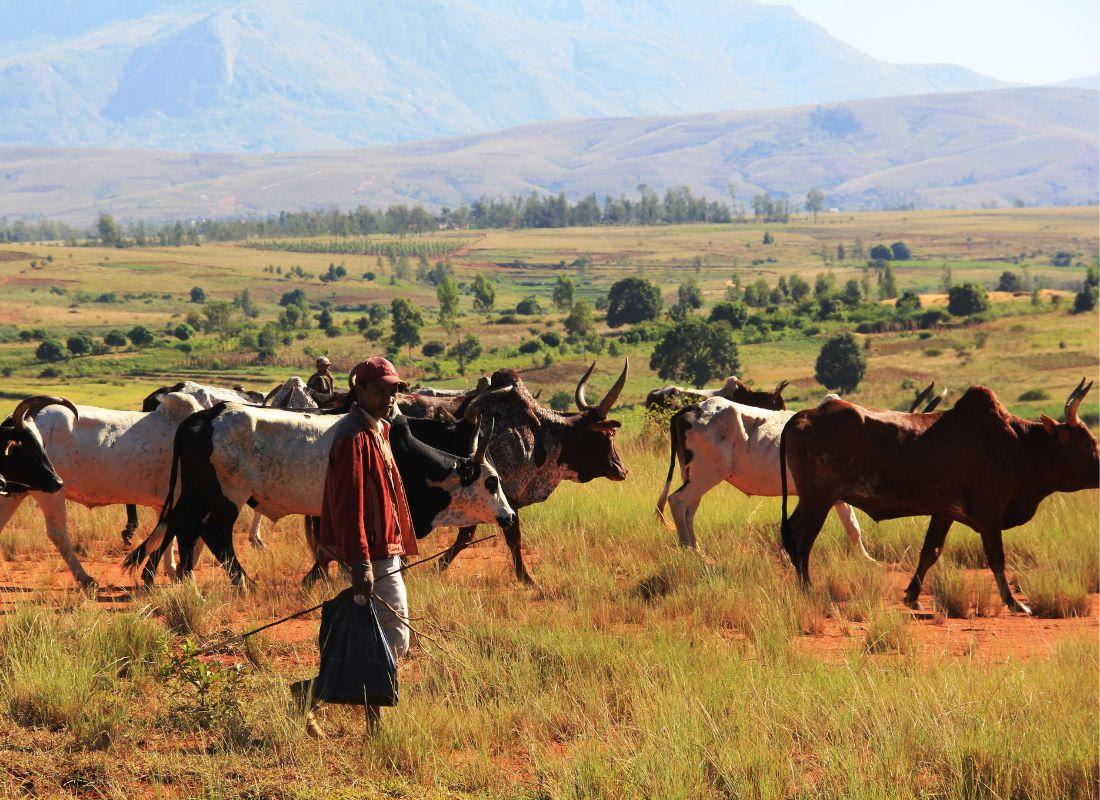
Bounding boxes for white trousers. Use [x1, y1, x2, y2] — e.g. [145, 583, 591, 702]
[368, 555, 409, 660]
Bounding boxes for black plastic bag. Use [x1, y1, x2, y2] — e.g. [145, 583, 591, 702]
[313, 588, 398, 706]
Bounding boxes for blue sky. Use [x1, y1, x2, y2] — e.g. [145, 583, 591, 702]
[758, 0, 1099, 85]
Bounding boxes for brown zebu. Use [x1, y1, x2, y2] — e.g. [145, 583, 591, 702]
[437, 362, 629, 584]
[779, 380, 1098, 613]
[646, 376, 788, 413]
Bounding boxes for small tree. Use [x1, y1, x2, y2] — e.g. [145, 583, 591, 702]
[66, 334, 94, 357]
[1074, 269, 1098, 313]
[947, 283, 989, 316]
[815, 333, 866, 393]
[104, 330, 128, 351]
[390, 298, 424, 354]
[677, 278, 704, 310]
[789, 274, 810, 303]
[895, 291, 922, 315]
[279, 289, 308, 307]
[190, 286, 207, 303]
[422, 341, 446, 357]
[869, 244, 893, 261]
[997, 271, 1024, 293]
[471, 274, 495, 312]
[890, 242, 911, 261]
[97, 213, 120, 247]
[841, 279, 864, 308]
[606, 277, 662, 327]
[515, 296, 544, 315]
[128, 325, 155, 348]
[762, 231, 774, 245]
[436, 274, 460, 332]
[564, 300, 596, 337]
[879, 264, 898, 299]
[448, 335, 483, 375]
[551, 275, 575, 311]
[805, 188, 825, 222]
[36, 339, 66, 362]
[708, 301, 748, 329]
[650, 318, 740, 388]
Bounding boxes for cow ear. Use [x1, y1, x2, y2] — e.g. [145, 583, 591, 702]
[1039, 414, 1058, 433]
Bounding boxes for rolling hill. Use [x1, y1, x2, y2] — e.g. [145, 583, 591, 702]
[0, 0, 1006, 153]
[0, 86, 1094, 224]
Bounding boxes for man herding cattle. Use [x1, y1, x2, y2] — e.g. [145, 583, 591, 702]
[291, 357, 417, 735]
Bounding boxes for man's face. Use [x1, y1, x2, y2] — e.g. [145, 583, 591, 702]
[355, 381, 399, 419]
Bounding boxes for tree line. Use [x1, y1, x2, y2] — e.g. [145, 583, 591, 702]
[0, 184, 830, 245]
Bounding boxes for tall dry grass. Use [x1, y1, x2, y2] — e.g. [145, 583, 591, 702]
[0, 416, 1094, 796]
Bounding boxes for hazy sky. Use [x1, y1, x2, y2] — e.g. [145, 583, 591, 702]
[758, 0, 1099, 85]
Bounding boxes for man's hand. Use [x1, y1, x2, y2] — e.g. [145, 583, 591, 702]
[351, 562, 374, 606]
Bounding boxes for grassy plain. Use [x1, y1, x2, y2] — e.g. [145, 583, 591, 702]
[0, 207, 1096, 797]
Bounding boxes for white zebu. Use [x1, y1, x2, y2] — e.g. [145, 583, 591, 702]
[656, 395, 876, 560]
[0, 393, 204, 586]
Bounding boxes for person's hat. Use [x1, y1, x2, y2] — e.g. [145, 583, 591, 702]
[349, 356, 407, 392]
[316, 356, 331, 368]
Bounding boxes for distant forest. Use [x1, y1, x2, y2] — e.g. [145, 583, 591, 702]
[0, 186, 801, 245]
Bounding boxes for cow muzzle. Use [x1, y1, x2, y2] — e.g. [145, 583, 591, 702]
[497, 510, 518, 529]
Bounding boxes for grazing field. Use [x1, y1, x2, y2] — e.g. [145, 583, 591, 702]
[0, 207, 1096, 797]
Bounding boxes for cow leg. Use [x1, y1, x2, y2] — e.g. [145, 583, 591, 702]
[301, 516, 331, 587]
[248, 510, 266, 550]
[121, 504, 139, 545]
[35, 494, 96, 588]
[832, 502, 877, 563]
[437, 525, 476, 572]
[902, 516, 952, 609]
[503, 517, 535, 586]
[979, 527, 1030, 615]
[668, 471, 724, 550]
[201, 500, 250, 588]
[782, 500, 831, 587]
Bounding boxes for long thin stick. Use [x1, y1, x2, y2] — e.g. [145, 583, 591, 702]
[192, 534, 496, 655]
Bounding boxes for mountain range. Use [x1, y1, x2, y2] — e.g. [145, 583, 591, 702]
[1, 86, 1094, 223]
[0, 0, 1009, 152]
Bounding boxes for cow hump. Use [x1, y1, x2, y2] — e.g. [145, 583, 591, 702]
[156, 392, 204, 422]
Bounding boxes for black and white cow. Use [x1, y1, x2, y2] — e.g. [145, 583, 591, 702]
[0, 396, 74, 496]
[128, 379, 301, 548]
[124, 401, 517, 586]
[0, 392, 203, 586]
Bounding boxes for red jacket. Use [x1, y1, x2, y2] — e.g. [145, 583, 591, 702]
[317, 405, 418, 563]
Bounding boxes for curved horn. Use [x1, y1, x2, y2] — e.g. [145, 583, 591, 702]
[348, 371, 357, 391]
[532, 388, 543, 400]
[575, 362, 597, 410]
[473, 418, 494, 464]
[773, 379, 790, 396]
[596, 358, 629, 417]
[463, 384, 514, 425]
[11, 396, 78, 430]
[909, 381, 935, 413]
[923, 388, 947, 414]
[1065, 377, 1093, 427]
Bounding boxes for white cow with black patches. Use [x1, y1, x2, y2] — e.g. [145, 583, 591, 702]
[0, 392, 204, 586]
[656, 395, 874, 559]
[125, 403, 517, 585]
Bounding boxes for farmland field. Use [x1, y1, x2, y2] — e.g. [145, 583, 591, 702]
[0, 207, 1097, 798]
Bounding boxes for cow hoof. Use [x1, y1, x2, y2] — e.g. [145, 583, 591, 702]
[436, 557, 455, 573]
[1008, 600, 1032, 616]
[120, 527, 135, 546]
[903, 596, 922, 611]
[77, 577, 99, 594]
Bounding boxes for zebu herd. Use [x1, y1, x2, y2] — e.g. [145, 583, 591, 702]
[0, 364, 1096, 616]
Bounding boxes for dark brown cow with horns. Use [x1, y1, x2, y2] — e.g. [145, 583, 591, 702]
[779, 379, 1099, 613]
[433, 360, 630, 584]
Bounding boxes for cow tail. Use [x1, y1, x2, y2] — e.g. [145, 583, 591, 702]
[779, 415, 793, 556]
[655, 407, 689, 531]
[122, 445, 180, 571]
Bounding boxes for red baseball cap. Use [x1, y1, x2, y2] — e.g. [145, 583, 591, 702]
[349, 356, 407, 391]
